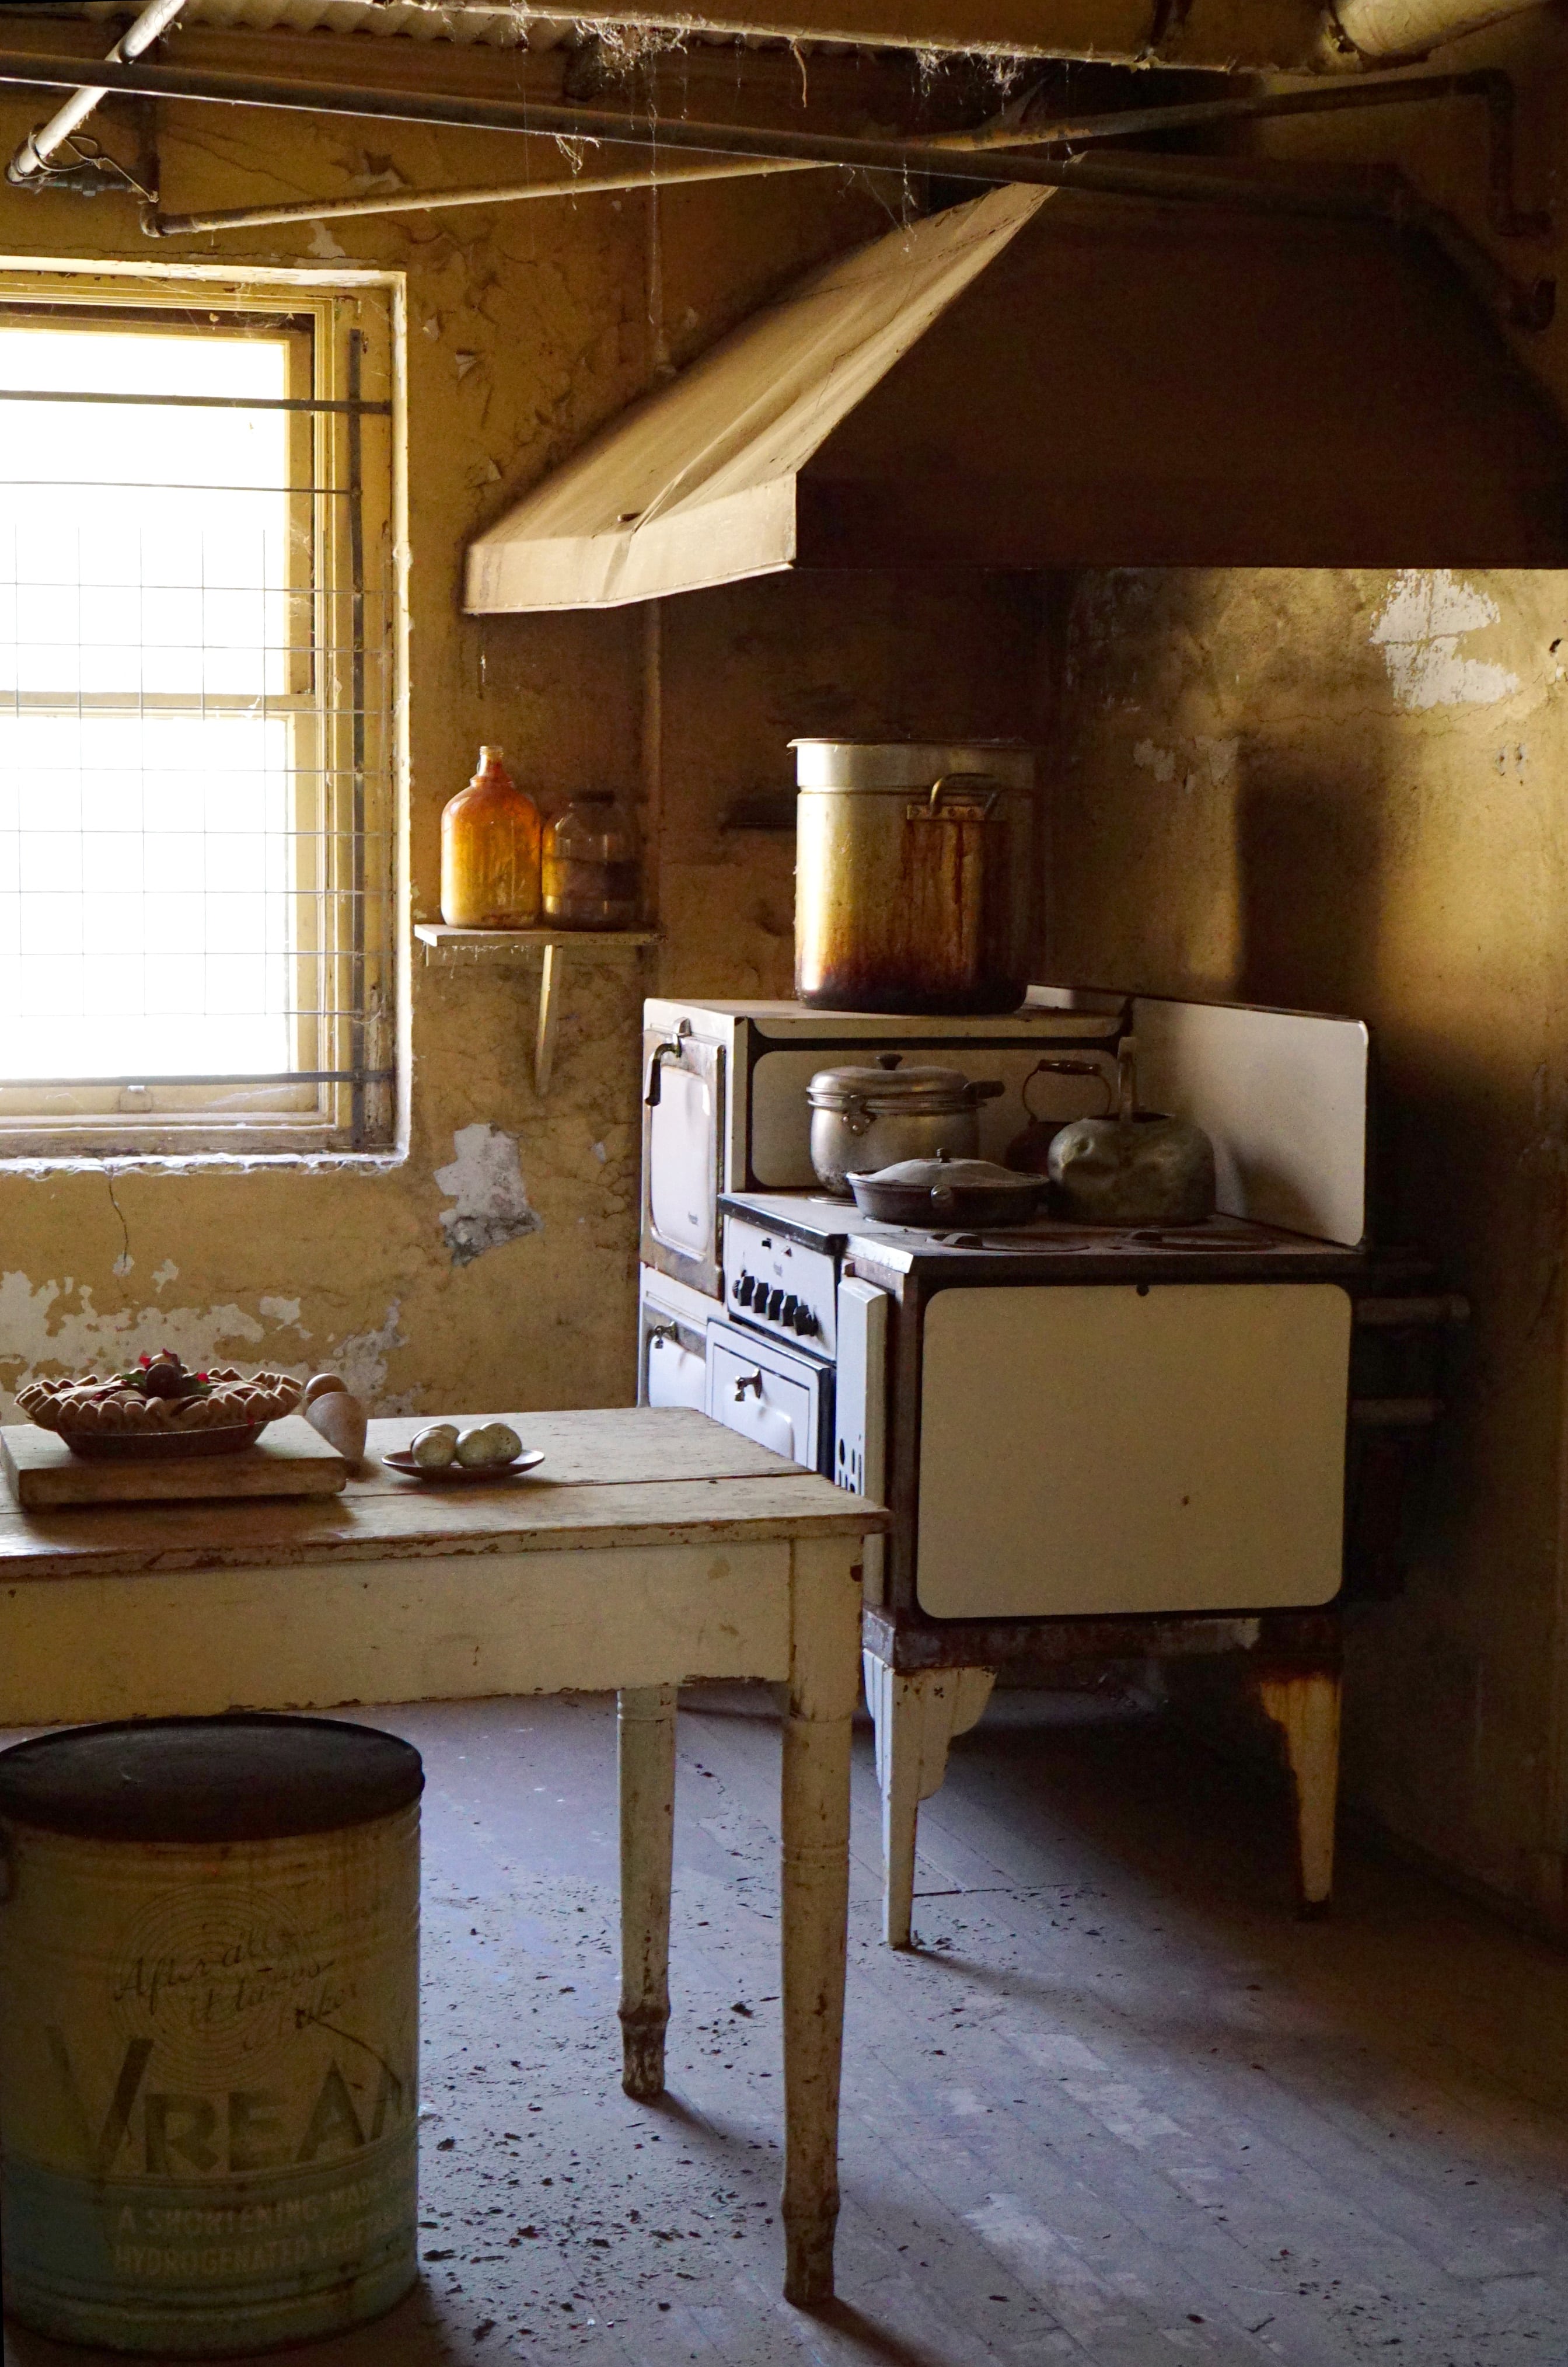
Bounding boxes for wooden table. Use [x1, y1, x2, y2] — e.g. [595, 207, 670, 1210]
[0, 1407, 888, 2307]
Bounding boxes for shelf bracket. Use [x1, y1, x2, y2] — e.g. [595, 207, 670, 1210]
[412, 924, 659, 1099]
[535, 939, 565, 1097]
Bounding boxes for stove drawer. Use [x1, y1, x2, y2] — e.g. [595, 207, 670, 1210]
[915, 1281, 1350, 1617]
[706, 1319, 832, 1474]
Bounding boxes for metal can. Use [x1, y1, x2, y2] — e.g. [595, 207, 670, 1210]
[0, 1714, 423, 2356]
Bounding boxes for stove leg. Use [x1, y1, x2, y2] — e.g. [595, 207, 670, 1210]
[1256, 1667, 1341, 1918]
[618, 1681, 677, 2098]
[862, 1655, 996, 1949]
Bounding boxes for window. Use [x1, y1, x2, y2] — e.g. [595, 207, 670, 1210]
[0, 276, 398, 1153]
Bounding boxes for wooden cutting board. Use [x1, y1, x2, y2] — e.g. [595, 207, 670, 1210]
[0, 1415, 347, 1510]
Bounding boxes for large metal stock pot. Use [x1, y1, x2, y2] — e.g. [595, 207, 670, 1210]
[791, 739, 1036, 1015]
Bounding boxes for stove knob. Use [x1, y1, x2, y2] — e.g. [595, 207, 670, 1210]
[766, 1288, 785, 1322]
[781, 1294, 799, 1329]
[793, 1303, 818, 1337]
[734, 1273, 756, 1306]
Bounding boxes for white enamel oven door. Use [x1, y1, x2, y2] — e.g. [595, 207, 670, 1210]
[639, 1275, 709, 1413]
[916, 1281, 1351, 1617]
[706, 1318, 833, 1474]
[641, 1027, 726, 1296]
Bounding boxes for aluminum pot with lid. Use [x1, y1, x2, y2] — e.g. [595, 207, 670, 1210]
[807, 1053, 1003, 1196]
[792, 739, 1037, 1016]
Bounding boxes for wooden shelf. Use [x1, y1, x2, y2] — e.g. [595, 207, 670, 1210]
[413, 925, 659, 1093]
[414, 925, 658, 964]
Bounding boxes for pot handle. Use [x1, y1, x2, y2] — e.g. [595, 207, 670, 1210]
[1021, 1057, 1114, 1124]
[928, 1180, 959, 1217]
[840, 1092, 873, 1137]
[921, 772, 1001, 820]
[965, 1078, 1007, 1107]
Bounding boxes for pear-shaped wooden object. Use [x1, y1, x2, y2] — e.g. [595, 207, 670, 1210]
[304, 1387, 368, 1466]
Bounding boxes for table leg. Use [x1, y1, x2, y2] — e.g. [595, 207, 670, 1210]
[780, 1536, 861, 2308]
[618, 1682, 677, 2100]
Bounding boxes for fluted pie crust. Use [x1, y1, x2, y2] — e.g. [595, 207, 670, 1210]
[16, 1366, 302, 1439]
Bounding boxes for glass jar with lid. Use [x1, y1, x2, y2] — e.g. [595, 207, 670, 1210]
[541, 792, 638, 930]
[440, 745, 542, 929]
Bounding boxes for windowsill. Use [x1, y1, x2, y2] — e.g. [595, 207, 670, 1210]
[0, 1127, 407, 1172]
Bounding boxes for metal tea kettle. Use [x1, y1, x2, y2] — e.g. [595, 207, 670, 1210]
[1004, 1057, 1113, 1178]
[1047, 1037, 1217, 1227]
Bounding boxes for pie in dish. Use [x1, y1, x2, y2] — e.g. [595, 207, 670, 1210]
[17, 1351, 302, 1441]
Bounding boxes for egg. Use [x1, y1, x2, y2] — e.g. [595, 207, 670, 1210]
[411, 1422, 459, 1469]
[455, 1422, 518, 1467]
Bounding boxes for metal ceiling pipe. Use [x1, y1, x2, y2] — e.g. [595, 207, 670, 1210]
[1013, 64, 1546, 238]
[0, 46, 1547, 326]
[1316, 0, 1546, 66]
[0, 48, 1402, 222]
[6, 0, 184, 184]
[158, 154, 820, 236]
[153, 62, 1542, 244]
[511, 0, 1326, 70]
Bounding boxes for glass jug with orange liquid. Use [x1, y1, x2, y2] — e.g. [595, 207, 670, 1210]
[440, 745, 542, 928]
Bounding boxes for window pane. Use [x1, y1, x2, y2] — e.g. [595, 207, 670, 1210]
[0, 710, 295, 1078]
[0, 294, 394, 1140]
[0, 325, 292, 702]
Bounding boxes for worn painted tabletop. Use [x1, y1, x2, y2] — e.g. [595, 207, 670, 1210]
[0, 1406, 888, 1581]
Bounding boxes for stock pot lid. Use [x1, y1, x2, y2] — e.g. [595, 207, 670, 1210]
[808, 1058, 973, 1113]
[790, 738, 1035, 792]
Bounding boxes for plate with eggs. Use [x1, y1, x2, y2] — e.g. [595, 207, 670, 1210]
[383, 1420, 544, 1483]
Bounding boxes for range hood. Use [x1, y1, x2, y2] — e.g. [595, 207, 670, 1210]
[464, 180, 1568, 613]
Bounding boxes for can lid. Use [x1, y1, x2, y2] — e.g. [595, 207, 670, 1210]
[0, 1714, 424, 1843]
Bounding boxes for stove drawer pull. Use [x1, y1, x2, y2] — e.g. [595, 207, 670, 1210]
[734, 1371, 764, 1403]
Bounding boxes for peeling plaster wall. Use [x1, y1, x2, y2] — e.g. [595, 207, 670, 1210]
[0, 36, 898, 1420]
[1051, 565, 1568, 1922]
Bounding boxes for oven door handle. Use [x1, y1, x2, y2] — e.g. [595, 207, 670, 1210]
[644, 1020, 693, 1109]
[734, 1371, 764, 1403]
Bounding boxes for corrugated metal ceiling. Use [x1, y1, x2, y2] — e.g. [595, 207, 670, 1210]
[75, 0, 824, 48]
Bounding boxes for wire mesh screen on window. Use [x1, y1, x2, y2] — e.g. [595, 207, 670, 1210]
[0, 299, 394, 1147]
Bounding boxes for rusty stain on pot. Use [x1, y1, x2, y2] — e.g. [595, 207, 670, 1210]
[794, 769, 1035, 1016]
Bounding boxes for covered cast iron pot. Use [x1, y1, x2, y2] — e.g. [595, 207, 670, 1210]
[846, 1152, 1049, 1229]
[792, 738, 1037, 1016]
[1047, 1037, 1217, 1226]
[807, 1054, 1004, 1196]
